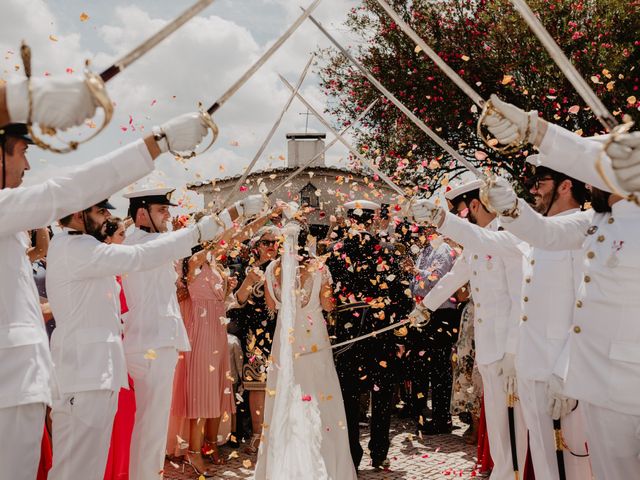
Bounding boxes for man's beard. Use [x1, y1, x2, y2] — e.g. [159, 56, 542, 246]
[590, 188, 612, 213]
[467, 209, 478, 225]
[532, 192, 552, 215]
[85, 216, 106, 240]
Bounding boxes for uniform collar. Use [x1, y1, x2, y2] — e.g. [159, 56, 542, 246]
[487, 217, 500, 232]
[62, 227, 85, 236]
[553, 207, 581, 217]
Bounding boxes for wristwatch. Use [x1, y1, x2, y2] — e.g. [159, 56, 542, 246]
[152, 126, 168, 152]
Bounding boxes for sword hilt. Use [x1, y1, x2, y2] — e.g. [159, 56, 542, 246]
[595, 120, 639, 205]
[168, 104, 219, 160]
[477, 99, 529, 155]
[22, 45, 113, 154]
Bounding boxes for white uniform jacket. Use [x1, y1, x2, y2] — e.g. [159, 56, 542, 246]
[122, 228, 191, 355]
[422, 213, 528, 365]
[533, 123, 626, 194]
[516, 208, 584, 381]
[0, 140, 153, 408]
[502, 199, 640, 415]
[46, 227, 198, 394]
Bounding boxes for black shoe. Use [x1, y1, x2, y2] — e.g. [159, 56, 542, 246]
[372, 458, 390, 469]
[418, 420, 452, 435]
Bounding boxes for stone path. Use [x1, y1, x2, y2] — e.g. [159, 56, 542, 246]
[163, 416, 486, 479]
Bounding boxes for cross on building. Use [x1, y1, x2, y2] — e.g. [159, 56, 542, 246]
[299, 109, 313, 133]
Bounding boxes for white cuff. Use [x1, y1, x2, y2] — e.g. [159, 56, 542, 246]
[219, 209, 233, 229]
[233, 200, 244, 218]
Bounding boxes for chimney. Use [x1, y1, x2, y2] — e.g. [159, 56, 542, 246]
[286, 133, 326, 168]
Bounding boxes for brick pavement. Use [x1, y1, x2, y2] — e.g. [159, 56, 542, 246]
[163, 415, 485, 480]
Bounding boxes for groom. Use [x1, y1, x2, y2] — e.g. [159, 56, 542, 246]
[326, 200, 413, 470]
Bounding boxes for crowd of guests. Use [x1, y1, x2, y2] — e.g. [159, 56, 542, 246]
[31, 193, 490, 478]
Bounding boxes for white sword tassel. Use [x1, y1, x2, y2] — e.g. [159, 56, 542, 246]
[305, 11, 486, 180]
[279, 74, 407, 198]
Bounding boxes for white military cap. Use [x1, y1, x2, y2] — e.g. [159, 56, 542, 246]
[444, 179, 483, 201]
[123, 187, 177, 206]
[343, 199, 381, 211]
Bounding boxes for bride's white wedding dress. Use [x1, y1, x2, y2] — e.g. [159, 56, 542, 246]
[253, 225, 357, 480]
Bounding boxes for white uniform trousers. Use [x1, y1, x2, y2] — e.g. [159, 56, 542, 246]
[127, 347, 178, 480]
[49, 390, 118, 480]
[581, 402, 640, 480]
[0, 403, 46, 480]
[478, 361, 528, 480]
[518, 377, 591, 480]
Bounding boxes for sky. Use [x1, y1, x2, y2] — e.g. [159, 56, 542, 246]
[0, 0, 365, 214]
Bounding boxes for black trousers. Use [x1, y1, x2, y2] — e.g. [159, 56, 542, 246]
[340, 382, 393, 469]
[411, 346, 453, 428]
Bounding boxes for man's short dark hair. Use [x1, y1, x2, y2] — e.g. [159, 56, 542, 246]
[59, 206, 92, 227]
[449, 189, 488, 213]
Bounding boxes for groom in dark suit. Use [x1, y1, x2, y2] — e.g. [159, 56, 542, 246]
[326, 200, 413, 470]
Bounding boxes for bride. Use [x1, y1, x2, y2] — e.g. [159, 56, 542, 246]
[253, 221, 357, 480]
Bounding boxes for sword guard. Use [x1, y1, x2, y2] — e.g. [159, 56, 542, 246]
[477, 99, 528, 155]
[23, 52, 114, 154]
[596, 120, 639, 205]
[168, 103, 219, 160]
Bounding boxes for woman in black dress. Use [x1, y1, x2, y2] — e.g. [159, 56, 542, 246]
[227, 227, 280, 453]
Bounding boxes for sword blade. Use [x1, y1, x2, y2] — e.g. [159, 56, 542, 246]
[220, 54, 315, 209]
[300, 317, 412, 356]
[207, 0, 323, 115]
[510, 0, 618, 131]
[279, 74, 407, 198]
[100, 0, 216, 82]
[307, 12, 485, 179]
[374, 0, 484, 107]
[269, 98, 379, 196]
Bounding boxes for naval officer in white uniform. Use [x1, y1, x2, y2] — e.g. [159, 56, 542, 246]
[122, 188, 267, 480]
[409, 181, 529, 480]
[481, 98, 640, 479]
[45, 113, 223, 479]
[506, 166, 592, 479]
[0, 74, 183, 480]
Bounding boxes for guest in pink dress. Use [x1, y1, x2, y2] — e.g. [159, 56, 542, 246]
[170, 247, 237, 476]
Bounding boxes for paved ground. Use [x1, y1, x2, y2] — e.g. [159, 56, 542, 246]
[163, 416, 485, 480]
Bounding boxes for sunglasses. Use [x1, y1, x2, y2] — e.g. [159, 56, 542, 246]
[259, 239, 278, 247]
[526, 175, 555, 190]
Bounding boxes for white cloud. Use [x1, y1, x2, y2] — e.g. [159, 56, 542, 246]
[2, 0, 367, 216]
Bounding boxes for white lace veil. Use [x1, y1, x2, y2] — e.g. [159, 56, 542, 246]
[265, 221, 328, 479]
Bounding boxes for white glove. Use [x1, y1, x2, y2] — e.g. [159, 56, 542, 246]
[195, 215, 222, 242]
[498, 353, 517, 396]
[607, 131, 640, 192]
[154, 112, 207, 153]
[409, 198, 445, 226]
[280, 201, 300, 219]
[482, 94, 539, 146]
[547, 374, 577, 421]
[236, 194, 268, 218]
[482, 176, 518, 215]
[408, 303, 431, 327]
[6, 76, 98, 129]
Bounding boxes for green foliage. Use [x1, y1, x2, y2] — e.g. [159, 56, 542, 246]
[318, 0, 640, 193]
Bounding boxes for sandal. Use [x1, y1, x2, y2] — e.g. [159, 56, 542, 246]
[243, 433, 261, 455]
[202, 440, 226, 465]
[185, 451, 213, 477]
